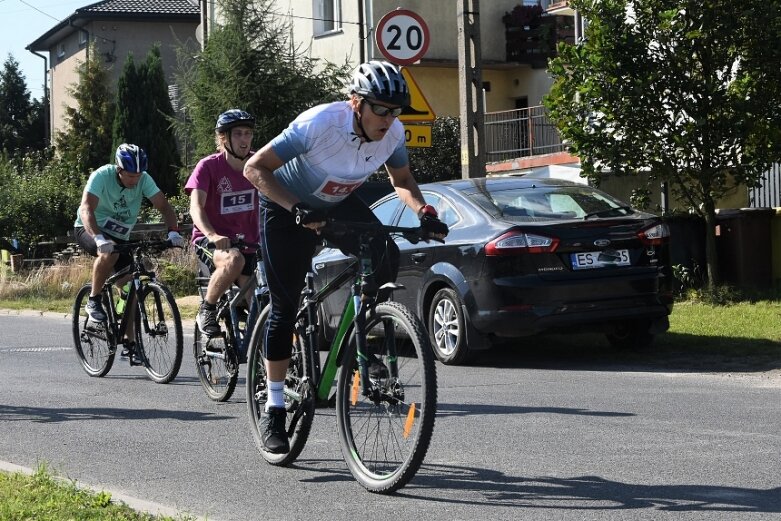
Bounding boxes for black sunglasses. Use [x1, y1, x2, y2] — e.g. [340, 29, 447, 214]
[362, 98, 403, 118]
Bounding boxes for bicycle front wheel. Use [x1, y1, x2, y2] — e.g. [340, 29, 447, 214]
[246, 305, 315, 466]
[193, 309, 239, 402]
[135, 282, 183, 384]
[72, 284, 115, 377]
[336, 301, 437, 494]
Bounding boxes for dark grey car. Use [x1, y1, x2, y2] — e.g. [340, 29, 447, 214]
[313, 176, 673, 365]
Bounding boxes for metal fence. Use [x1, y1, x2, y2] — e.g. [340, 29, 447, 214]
[484, 105, 565, 162]
[749, 163, 781, 208]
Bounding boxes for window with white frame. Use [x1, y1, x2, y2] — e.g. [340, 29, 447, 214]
[313, 0, 341, 36]
[78, 30, 88, 47]
[57, 43, 66, 58]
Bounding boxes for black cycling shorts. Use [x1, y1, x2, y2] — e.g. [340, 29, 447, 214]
[73, 227, 132, 273]
[192, 236, 257, 277]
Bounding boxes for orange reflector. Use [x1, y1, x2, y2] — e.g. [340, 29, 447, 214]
[351, 370, 360, 405]
[403, 403, 416, 439]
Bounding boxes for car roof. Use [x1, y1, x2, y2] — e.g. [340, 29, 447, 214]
[419, 176, 585, 195]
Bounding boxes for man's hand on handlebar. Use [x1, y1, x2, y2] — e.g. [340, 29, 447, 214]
[418, 204, 449, 242]
[206, 233, 232, 250]
[94, 234, 115, 254]
[292, 202, 327, 232]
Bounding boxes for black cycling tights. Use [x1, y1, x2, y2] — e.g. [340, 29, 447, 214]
[259, 194, 400, 361]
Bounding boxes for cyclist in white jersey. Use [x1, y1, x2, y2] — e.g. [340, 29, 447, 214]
[244, 60, 448, 454]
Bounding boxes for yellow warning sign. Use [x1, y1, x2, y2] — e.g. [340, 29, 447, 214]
[399, 68, 436, 122]
[404, 124, 432, 148]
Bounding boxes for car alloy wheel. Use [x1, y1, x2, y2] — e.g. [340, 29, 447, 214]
[429, 288, 471, 365]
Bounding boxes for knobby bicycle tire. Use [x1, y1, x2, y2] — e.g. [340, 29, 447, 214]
[72, 284, 115, 377]
[135, 282, 183, 384]
[246, 304, 315, 466]
[336, 301, 437, 493]
[193, 308, 239, 402]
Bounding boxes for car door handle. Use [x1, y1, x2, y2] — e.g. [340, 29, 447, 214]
[411, 253, 427, 263]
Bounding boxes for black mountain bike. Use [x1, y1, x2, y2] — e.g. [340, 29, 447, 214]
[193, 236, 269, 402]
[72, 239, 184, 383]
[246, 219, 438, 494]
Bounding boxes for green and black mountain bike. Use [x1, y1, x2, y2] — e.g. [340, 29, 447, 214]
[246, 219, 438, 494]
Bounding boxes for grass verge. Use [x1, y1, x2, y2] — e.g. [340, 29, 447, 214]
[0, 464, 195, 520]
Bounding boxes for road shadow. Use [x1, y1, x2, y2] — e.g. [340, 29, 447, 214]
[402, 464, 781, 513]
[473, 332, 781, 375]
[269, 460, 781, 513]
[0, 404, 233, 424]
[435, 402, 635, 419]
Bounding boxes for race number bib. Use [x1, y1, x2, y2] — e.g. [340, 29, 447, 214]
[313, 175, 363, 203]
[102, 217, 131, 238]
[221, 189, 255, 215]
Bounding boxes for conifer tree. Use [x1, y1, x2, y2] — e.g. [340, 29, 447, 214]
[175, 0, 350, 161]
[0, 55, 43, 156]
[54, 43, 115, 175]
[113, 47, 181, 195]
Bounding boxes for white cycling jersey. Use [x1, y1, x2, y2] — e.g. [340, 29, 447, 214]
[269, 101, 408, 208]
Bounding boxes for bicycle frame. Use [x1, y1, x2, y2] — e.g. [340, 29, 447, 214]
[295, 238, 399, 405]
[221, 260, 267, 361]
[101, 246, 160, 346]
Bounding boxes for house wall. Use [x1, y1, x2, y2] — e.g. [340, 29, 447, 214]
[265, 1, 553, 117]
[48, 20, 198, 136]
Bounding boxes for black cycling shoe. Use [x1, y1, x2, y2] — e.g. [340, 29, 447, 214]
[196, 303, 221, 337]
[85, 297, 107, 322]
[260, 407, 290, 454]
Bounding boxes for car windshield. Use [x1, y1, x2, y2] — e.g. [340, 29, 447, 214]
[468, 184, 634, 222]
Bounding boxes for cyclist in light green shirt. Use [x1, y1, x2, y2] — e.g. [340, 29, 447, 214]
[73, 144, 183, 325]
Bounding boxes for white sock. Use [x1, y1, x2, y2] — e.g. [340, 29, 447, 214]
[265, 380, 285, 411]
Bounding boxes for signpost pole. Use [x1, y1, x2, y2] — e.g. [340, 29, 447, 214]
[457, 0, 486, 179]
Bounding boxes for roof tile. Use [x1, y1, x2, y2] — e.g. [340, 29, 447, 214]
[78, 0, 200, 15]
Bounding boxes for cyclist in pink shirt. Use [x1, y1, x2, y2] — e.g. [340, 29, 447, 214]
[185, 110, 260, 336]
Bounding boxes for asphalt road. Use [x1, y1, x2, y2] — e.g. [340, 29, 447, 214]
[0, 312, 779, 521]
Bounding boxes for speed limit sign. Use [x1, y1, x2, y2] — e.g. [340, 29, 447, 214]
[375, 9, 430, 65]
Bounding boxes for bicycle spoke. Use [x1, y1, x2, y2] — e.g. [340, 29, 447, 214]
[194, 324, 238, 401]
[72, 285, 115, 377]
[136, 282, 183, 384]
[336, 301, 436, 493]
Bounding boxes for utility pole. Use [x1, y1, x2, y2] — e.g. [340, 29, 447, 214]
[457, 0, 485, 179]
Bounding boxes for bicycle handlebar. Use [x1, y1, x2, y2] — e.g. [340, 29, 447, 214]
[322, 219, 444, 244]
[112, 239, 179, 254]
[205, 235, 260, 251]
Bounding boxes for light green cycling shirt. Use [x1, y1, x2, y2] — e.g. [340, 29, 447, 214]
[73, 164, 161, 240]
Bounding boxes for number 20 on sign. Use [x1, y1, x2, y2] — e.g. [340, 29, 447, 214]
[376, 9, 431, 66]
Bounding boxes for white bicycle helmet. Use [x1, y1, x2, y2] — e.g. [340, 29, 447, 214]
[349, 61, 410, 107]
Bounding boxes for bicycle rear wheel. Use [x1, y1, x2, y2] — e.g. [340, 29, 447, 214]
[246, 305, 315, 466]
[193, 308, 239, 402]
[72, 284, 115, 377]
[135, 282, 183, 384]
[336, 301, 437, 493]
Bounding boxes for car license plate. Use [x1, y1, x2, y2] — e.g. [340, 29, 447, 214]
[571, 249, 630, 270]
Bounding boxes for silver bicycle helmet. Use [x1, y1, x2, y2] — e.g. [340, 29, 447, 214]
[115, 144, 147, 173]
[349, 61, 410, 107]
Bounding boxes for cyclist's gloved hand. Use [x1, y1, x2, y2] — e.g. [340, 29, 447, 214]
[418, 205, 449, 239]
[94, 234, 114, 254]
[292, 202, 327, 227]
[167, 230, 185, 248]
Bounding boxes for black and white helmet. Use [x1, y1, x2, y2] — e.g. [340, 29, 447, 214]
[215, 109, 256, 133]
[115, 144, 147, 173]
[349, 60, 410, 107]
